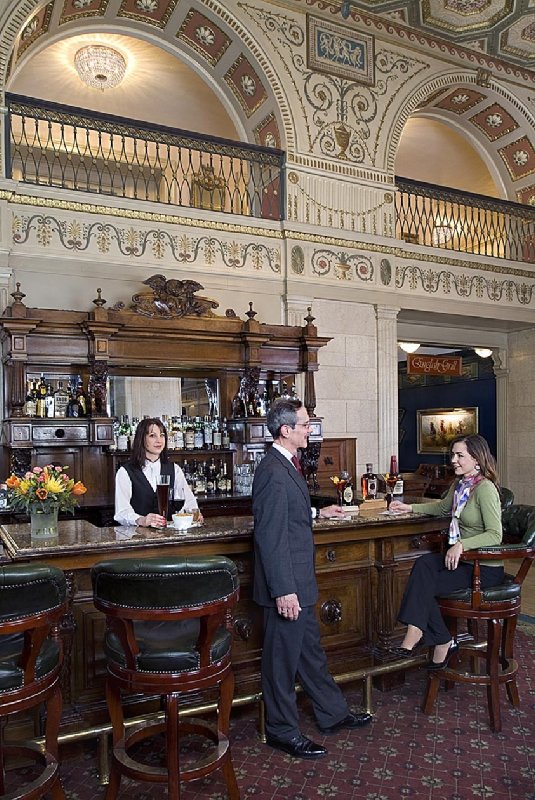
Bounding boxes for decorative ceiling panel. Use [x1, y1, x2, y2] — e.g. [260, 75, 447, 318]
[436, 88, 486, 114]
[176, 9, 232, 66]
[225, 54, 267, 118]
[517, 185, 535, 206]
[17, 2, 53, 57]
[254, 113, 281, 149]
[498, 136, 535, 181]
[469, 103, 519, 141]
[59, 0, 109, 24]
[117, 0, 179, 27]
[332, 1, 534, 68]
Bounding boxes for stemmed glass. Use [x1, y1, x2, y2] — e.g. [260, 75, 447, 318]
[384, 474, 397, 509]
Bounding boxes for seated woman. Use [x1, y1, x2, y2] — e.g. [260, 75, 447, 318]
[114, 417, 201, 528]
[389, 434, 503, 669]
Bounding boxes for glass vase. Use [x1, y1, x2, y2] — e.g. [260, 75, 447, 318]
[30, 507, 59, 538]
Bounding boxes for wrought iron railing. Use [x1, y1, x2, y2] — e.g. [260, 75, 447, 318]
[396, 176, 535, 264]
[5, 94, 285, 221]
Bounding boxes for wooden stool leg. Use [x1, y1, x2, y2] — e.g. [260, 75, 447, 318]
[105, 761, 122, 800]
[219, 670, 234, 736]
[45, 681, 63, 759]
[106, 679, 124, 746]
[422, 673, 441, 716]
[503, 617, 520, 707]
[166, 692, 181, 800]
[486, 619, 502, 733]
[222, 755, 240, 800]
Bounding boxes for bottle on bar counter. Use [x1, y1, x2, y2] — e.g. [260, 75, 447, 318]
[24, 380, 37, 417]
[360, 463, 378, 500]
[53, 381, 69, 418]
[389, 454, 404, 500]
[44, 383, 55, 418]
[338, 470, 354, 506]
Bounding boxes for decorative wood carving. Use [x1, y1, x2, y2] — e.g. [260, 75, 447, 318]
[87, 361, 109, 416]
[127, 274, 220, 319]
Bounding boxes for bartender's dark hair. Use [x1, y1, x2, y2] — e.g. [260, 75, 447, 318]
[130, 417, 169, 469]
[267, 398, 303, 439]
[449, 433, 499, 486]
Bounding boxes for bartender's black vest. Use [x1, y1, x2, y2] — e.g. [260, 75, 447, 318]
[122, 461, 175, 520]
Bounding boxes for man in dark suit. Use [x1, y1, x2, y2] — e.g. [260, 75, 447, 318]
[253, 398, 372, 759]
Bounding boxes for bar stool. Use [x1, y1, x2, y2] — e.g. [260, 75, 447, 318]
[92, 556, 240, 800]
[422, 511, 535, 732]
[0, 564, 67, 800]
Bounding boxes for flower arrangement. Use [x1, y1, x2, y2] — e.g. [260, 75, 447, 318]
[6, 465, 87, 515]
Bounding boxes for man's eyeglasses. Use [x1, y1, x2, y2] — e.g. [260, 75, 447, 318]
[293, 422, 311, 429]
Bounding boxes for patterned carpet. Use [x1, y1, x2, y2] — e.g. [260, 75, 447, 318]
[8, 631, 535, 800]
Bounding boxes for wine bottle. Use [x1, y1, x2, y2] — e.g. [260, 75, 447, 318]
[53, 381, 69, 418]
[24, 380, 37, 417]
[389, 455, 404, 499]
[44, 382, 55, 418]
[339, 470, 354, 506]
[360, 463, 378, 500]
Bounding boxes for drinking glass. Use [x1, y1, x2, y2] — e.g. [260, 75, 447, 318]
[156, 474, 171, 518]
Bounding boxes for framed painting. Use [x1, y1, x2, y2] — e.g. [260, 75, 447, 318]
[417, 407, 478, 454]
[307, 16, 375, 85]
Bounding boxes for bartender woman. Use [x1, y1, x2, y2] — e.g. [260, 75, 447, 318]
[114, 417, 201, 527]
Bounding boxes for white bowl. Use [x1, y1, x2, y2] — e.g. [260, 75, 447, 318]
[172, 513, 194, 530]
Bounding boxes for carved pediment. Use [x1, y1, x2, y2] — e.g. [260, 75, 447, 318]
[116, 274, 221, 319]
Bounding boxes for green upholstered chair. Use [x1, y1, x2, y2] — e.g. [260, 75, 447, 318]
[423, 504, 535, 732]
[498, 486, 514, 511]
[92, 556, 240, 800]
[0, 564, 67, 800]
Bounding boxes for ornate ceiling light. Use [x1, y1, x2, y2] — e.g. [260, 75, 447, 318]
[74, 45, 127, 91]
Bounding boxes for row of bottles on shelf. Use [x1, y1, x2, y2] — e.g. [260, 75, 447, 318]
[231, 380, 299, 419]
[111, 414, 232, 452]
[24, 374, 89, 419]
[182, 458, 232, 496]
[360, 456, 404, 501]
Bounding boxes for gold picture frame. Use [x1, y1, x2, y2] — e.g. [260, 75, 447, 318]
[417, 407, 478, 454]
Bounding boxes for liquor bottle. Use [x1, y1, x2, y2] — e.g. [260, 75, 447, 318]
[175, 417, 185, 450]
[117, 415, 131, 451]
[388, 455, 404, 499]
[194, 462, 206, 495]
[193, 417, 204, 450]
[44, 383, 55, 418]
[231, 390, 246, 418]
[53, 381, 69, 418]
[66, 385, 82, 418]
[182, 459, 191, 487]
[184, 418, 195, 451]
[338, 470, 354, 506]
[222, 418, 230, 449]
[360, 463, 378, 500]
[206, 458, 217, 495]
[75, 376, 87, 416]
[36, 374, 47, 418]
[203, 415, 213, 450]
[24, 380, 37, 417]
[217, 461, 230, 494]
[212, 418, 222, 449]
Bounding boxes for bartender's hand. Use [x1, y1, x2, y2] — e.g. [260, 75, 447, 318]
[190, 509, 204, 523]
[138, 513, 167, 527]
[319, 504, 346, 518]
[389, 500, 412, 513]
[276, 593, 301, 621]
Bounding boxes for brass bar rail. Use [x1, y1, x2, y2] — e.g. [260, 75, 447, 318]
[6, 93, 285, 221]
[396, 176, 535, 264]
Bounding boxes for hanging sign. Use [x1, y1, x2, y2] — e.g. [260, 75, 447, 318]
[407, 354, 462, 377]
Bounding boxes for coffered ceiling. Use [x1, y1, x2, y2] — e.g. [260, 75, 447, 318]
[337, 0, 534, 68]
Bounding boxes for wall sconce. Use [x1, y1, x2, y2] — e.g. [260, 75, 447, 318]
[398, 342, 420, 354]
[474, 348, 493, 358]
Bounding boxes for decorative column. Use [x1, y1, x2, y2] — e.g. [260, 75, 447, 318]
[375, 305, 400, 473]
[492, 348, 508, 486]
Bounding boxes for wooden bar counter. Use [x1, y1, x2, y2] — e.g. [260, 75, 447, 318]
[0, 510, 446, 735]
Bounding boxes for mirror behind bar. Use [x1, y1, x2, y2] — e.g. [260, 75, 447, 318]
[108, 377, 219, 421]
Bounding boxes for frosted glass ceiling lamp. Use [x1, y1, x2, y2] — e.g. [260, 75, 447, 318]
[474, 348, 493, 359]
[74, 45, 127, 91]
[398, 342, 420, 354]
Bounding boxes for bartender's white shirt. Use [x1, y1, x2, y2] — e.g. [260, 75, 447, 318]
[114, 459, 198, 526]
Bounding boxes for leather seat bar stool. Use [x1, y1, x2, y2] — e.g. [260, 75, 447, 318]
[0, 564, 67, 800]
[92, 556, 240, 800]
[423, 505, 535, 732]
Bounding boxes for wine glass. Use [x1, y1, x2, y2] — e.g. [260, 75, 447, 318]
[385, 474, 397, 509]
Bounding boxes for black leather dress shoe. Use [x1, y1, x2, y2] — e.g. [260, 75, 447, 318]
[390, 636, 424, 659]
[427, 641, 459, 671]
[319, 711, 373, 734]
[266, 733, 327, 759]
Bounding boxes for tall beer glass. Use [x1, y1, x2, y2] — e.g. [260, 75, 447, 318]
[156, 474, 171, 519]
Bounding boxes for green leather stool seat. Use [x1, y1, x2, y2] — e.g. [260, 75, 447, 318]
[0, 563, 67, 800]
[92, 555, 240, 800]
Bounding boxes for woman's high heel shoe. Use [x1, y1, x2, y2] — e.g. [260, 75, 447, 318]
[390, 636, 424, 659]
[427, 641, 459, 671]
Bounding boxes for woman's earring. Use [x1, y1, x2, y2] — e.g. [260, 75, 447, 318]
[475, 464, 481, 471]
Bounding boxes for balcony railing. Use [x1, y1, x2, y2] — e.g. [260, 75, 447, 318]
[4, 94, 285, 221]
[396, 176, 535, 264]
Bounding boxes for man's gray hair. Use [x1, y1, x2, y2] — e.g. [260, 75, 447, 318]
[267, 398, 303, 438]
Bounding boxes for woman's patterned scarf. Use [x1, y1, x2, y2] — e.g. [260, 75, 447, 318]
[448, 473, 484, 544]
